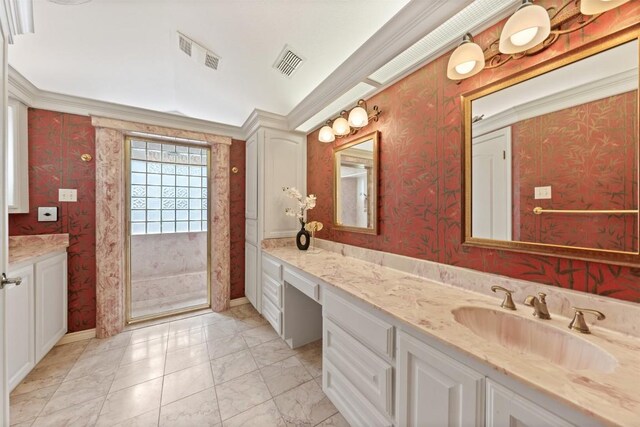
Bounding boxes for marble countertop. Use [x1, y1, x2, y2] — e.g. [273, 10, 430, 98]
[9, 234, 70, 266]
[263, 245, 640, 427]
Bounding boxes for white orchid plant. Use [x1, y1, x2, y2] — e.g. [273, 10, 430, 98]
[283, 187, 317, 226]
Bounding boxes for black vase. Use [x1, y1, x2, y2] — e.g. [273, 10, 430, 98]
[296, 223, 310, 251]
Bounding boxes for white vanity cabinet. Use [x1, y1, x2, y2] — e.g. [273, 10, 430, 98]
[397, 330, 485, 427]
[261, 253, 283, 335]
[6, 264, 35, 391]
[6, 251, 68, 391]
[35, 252, 68, 361]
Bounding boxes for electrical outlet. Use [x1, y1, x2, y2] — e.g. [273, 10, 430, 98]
[534, 186, 552, 200]
[58, 189, 77, 202]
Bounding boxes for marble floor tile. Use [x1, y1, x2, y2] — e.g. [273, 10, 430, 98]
[41, 372, 113, 416]
[206, 335, 248, 360]
[36, 341, 89, 368]
[110, 355, 166, 393]
[168, 316, 205, 334]
[260, 356, 312, 397]
[215, 371, 272, 420]
[111, 408, 160, 427]
[159, 387, 221, 426]
[31, 396, 104, 427]
[229, 304, 259, 320]
[164, 342, 210, 375]
[161, 362, 214, 406]
[222, 399, 285, 427]
[315, 413, 351, 427]
[250, 339, 297, 368]
[295, 341, 323, 378]
[9, 385, 58, 425]
[211, 349, 258, 384]
[11, 357, 76, 396]
[129, 323, 170, 344]
[234, 315, 269, 332]
[65, 346, 125, 381]
[120, 336, 168, 366]
[203, 319, 240, 341]
[274, 380, 337, 426]
[83, 331, 133, 356]
[95, 377, 162, 426]
[200, 310, 235, 326]
[241, 324, 279, 347]
[166, 327, 206, 352]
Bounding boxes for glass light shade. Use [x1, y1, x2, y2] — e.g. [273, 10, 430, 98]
[499, 3, 550, 54]
[332, 117, 351, 136]
[447, 40, 485, 80]
[318, 125, 335, 143]
[348, 106, 369, 128]
[580, 0, 629, 15]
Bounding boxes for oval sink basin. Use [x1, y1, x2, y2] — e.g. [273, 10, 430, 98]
[452, 306, 617, 373]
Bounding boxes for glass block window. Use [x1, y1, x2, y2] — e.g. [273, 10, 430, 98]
[129, 139, 209, 235]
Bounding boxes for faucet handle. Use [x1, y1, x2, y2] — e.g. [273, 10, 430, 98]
[569, 307, 606, 334]
[491, 285, 516, 310]
[537, 292, 547, 303]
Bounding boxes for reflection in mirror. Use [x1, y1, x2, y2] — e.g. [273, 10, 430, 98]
[334, 131, 378, 234]
[466, 36, 638, 259]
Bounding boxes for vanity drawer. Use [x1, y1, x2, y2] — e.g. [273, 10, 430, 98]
[283, 268, 319, 301]
[324, 289, 394, 359]
[262, 273, 282, 308]
[262, 255, 282, 281]
[324, 318, 393, 417]
[262, 295, 282, 336]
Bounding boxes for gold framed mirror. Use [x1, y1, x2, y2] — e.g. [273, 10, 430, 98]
[333, 131, 379, 235]
[462, 27, 639, 266]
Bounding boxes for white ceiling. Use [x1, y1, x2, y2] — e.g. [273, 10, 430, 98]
[8, 0, 411, 126]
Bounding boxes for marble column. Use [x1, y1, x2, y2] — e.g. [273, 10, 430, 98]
[210, 142, 231, 311]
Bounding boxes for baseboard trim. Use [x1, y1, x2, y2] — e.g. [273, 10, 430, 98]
[230, 297, 249, 307]
[56, 328, 96, 346]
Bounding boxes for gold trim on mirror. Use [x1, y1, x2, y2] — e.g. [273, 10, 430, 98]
[462, 25, 640, 267]
[333, 131, 379, 235]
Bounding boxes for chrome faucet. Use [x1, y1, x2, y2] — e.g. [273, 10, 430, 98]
[569, 307, 606, 334]
[524, 292, 551, 319]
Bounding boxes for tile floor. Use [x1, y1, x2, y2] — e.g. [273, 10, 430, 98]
[10, 304, 350, 427]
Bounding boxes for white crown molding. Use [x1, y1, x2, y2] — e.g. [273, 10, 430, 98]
[240, 108, 291, 138]
[8, 66, 246, 140]
[286, 0, 473, 130]
[472, 69, 638, 137]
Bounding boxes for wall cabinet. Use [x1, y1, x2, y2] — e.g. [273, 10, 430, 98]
[397, 330, 485, 427]
[6, 264, 35, 391]
[6, 252, 67, 391]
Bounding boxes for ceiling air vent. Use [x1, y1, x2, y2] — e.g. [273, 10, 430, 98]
[178, 33, 192, 57]
[204, 52, 220, 70]
[177, 31, 220, 71]
[273, 45, 304, 77]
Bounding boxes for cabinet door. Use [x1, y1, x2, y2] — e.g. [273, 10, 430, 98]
[35, 253, 67, 362]
[397, 331, 484, 427]
[245, 243, 258, 309]
[245, 133, 258, 219]
[6, 264, 35, 391]
[486, 380, 574, 427]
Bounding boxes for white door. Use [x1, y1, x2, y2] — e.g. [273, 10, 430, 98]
[0, 12, 10, 424]
[471, 127, 512, 240]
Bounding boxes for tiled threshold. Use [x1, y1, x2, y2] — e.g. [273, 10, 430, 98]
[9, 304, 350, 427]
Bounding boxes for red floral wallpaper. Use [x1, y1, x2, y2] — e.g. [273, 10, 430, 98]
[9, 109, 97, 332]
[307, 1, 640, 302]
[230, 139, 246, 299]
[512, 91, 638, 251]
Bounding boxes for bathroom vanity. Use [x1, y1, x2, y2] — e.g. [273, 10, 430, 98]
[259, 241, 640, 427]
[6, 234, 69, 391]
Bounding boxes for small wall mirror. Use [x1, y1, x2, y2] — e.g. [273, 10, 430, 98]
[463, 30, 639, 266]
[333, 131, 379, 235]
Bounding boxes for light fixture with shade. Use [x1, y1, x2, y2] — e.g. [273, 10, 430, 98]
[318, 99, 381, 143]
[499, 0, 551, 54]
[447, 33, 485, 80]
[580, 0, 630, 15]
[446, 0, 629, 81]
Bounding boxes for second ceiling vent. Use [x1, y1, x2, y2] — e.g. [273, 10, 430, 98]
[177, 32, 221, 71]
[273, 45, 304, 78]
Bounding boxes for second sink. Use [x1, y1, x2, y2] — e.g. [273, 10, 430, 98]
[452, 306, 617, 373]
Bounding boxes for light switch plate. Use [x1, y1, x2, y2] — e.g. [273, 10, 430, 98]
[38, 207, 58, 222]
[59, 189, 77, 202]
[534, 186, 552, 200]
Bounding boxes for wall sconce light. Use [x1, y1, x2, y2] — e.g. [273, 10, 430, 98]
[447, 0, 628, 81]
[318, 99, 381, 143]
